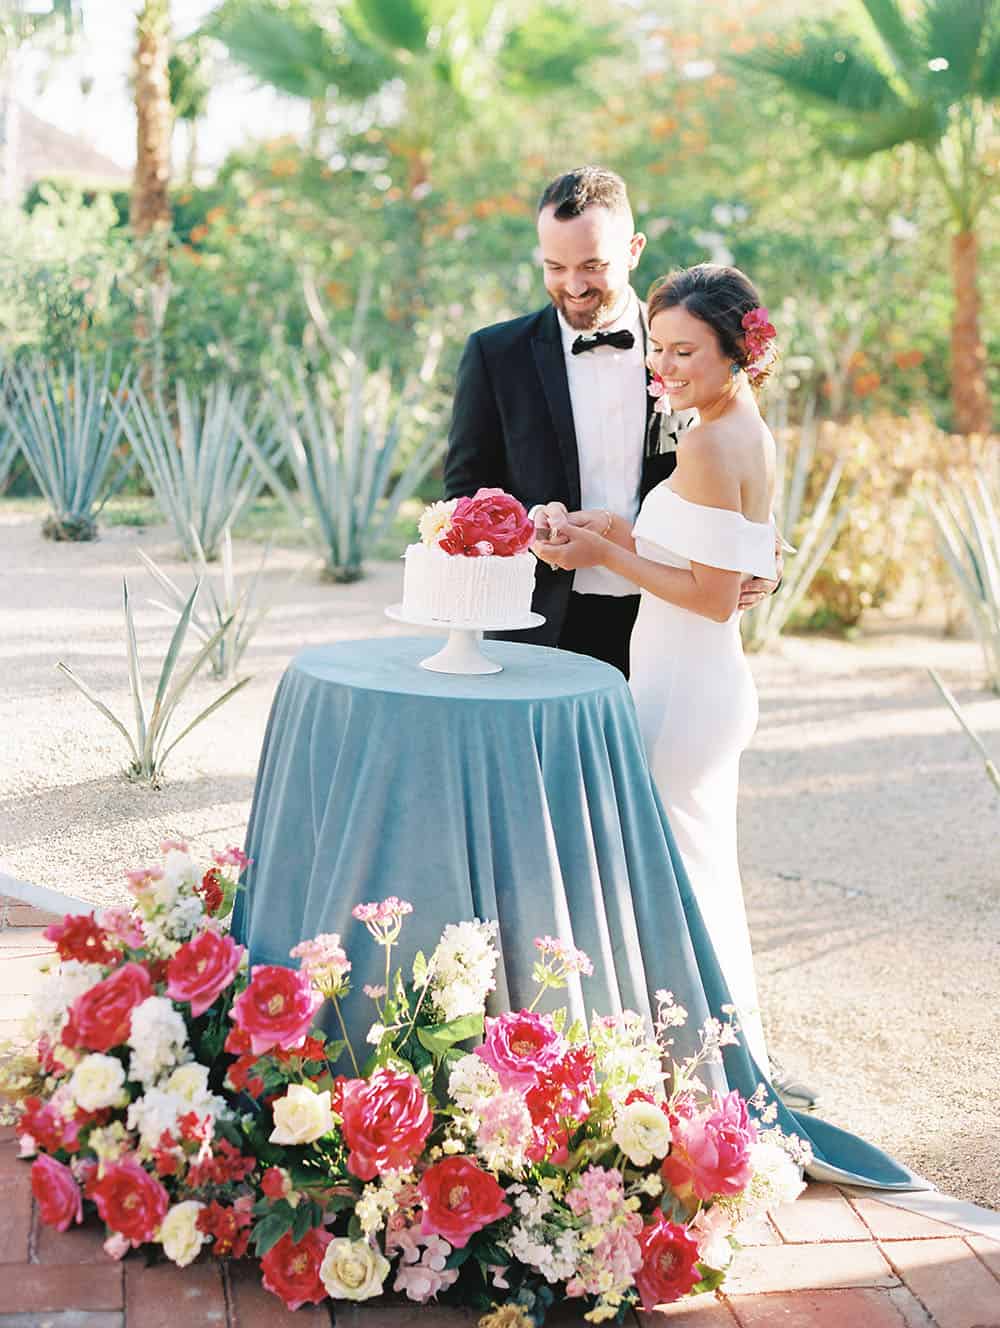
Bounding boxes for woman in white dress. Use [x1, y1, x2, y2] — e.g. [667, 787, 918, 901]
[534, 264, 778, 1072]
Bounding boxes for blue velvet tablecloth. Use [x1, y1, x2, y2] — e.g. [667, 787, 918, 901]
[233, 636, 926, 1191]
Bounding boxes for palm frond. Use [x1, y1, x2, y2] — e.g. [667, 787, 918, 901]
[860, 0, 924, 81]
[499, 10, 620, 96]
[920, 0, 991, 101]
[354, 0, 430, 55]
[734, 34, 903, 115]
[974, 9, 1000, 95]
[826, 101, 943, 156]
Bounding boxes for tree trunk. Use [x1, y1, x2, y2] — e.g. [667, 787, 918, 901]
[951, 231, 992, 435]
[130, 0, 173, 236]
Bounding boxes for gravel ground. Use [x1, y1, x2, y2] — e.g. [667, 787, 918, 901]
[2, 509, 998, 1207]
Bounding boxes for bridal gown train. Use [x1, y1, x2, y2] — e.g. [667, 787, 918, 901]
[628, 482, 777, 1072]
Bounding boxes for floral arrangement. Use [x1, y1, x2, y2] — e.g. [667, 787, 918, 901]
[740, 307, 778, 383]
[419, 488, 535, 558]
[7, 844, 808, 1326]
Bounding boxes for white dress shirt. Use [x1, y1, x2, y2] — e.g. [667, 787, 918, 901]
[557, 287, 648, 597]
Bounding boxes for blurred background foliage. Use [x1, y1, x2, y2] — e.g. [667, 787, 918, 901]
[1, 0, 998, 633]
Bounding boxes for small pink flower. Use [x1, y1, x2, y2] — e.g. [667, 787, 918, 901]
[290, 934, 351, 995]
[213, 846, 251, 870]
[363, 984, 387, 999]
[533, 934, 594, 977]
[103, 1231, 130, 1260]
[159, 839, 189, 854]
[352, 897, 413, 945]
[647, 373, 667, 399]
[125, 865, 164, 896]
[98, 906, 145, 948]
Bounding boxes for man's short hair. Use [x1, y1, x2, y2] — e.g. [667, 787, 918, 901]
[537, 166, 632, 223]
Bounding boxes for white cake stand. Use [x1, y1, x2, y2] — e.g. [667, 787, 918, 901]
[385, 605, 545, 674]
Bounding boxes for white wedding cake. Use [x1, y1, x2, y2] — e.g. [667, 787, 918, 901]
[401, 489, 537, 627]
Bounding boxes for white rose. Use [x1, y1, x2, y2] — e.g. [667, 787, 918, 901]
[611, 1099, 671, 1167]
[320, 1237, 390, 1301]
[269, 1083, 334, 1145]
[749, 1139, 806, 1208]
[158, 1200, 206, 1267]
[69, 1053, 127, 1111]
[127, 996, 189, 1085]
[163, 1063, 226, 1119]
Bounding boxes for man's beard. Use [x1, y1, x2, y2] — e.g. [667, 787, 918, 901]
[550, 287, 624, 332]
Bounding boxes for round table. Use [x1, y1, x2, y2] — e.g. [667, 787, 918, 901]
[232, 636, 925, 1191]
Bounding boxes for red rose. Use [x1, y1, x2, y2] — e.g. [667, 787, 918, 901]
[166, 930, 244, 1017]
[31, 1154, 82, 1232]
[661, 1090, 757, 1202]
[44, 913, 120, 966]
[438, 488, 534, 557]
[419, 1155, 511, 1248]
[62, 963, 153, 1052]
[340, 1069, 432, 1181]
[229, 964, 322, 1055]
[475, 1010, 567, 1091]
[89, 1157, 169, 1246]
[634, 1214, 702, 1310]
[261, 1229, 332, 1311]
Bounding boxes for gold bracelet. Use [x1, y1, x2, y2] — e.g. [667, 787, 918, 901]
[599, 509, 613, 537]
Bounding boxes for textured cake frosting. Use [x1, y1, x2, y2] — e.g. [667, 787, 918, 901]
[401, 543, 536, 626]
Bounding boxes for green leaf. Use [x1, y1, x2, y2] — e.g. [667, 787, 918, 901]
[291, 1200, 319, 1242]
[692, 1263, 728, 1295]
[734, 33, 903, 115]
[354, 0, 429, 54]
[416, 1012, 484, 1056]
[860, 0, 923, 81]
[411, 950, 428, 986]
[921, 0, 991, 101]
[251, 1211, 295, 1256]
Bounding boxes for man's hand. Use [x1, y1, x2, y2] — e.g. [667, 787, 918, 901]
[532, 501, 570, 543]
[738, 539, 784, 611]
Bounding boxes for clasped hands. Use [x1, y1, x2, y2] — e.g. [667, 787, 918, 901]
[531, 502, 782, 610]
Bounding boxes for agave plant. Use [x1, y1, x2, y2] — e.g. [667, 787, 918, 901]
[243, 327, 444, 582]
[742, 396, 854, 652]
[137, 524, 275, 682]
[1, 355, 132, 540]
[928, 668, 1000, 799]
[0, 419, 17, 494]
[115, 379, 277, 562]
[56, 578, 250, 787]
[924, 461, 1000, 692]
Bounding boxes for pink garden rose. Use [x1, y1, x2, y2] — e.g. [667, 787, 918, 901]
[634, 1213, 703, 1309]
[88, 1157, 169, 1246]
[62, 962, 153, 1052]
[261, 1229, 333, 1311]
[661, 1089, 757, 1202]
[475, 1010, 567, 1090]
[166, 930, 244, 1017]
[31, 1154, 82, 1231]
[340, 1069, 433, 1181]
[438, 488, 534, 557]
[229, 964, 322, 1056]
[419, 1155, 511, 1248]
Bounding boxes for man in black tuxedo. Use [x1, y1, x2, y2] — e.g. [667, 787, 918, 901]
[444, 165, 774, 677]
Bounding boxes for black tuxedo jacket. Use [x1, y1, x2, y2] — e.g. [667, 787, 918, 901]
[444, 303, 681, 646]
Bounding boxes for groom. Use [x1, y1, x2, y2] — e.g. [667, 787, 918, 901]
[444, 165, 777, 677]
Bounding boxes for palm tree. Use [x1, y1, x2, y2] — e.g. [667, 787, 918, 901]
[169, 34, 213, 182]
[131, 0, 172, 237]
[737, 0, 999, 435]
[0, 0, 77, 204]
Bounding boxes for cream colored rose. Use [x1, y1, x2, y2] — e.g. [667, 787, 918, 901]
[611, 1099, 671, 1167]
[320, 1237, 390, 1301]
[269, 1083, 334, 1145]
[68, 1053, 127, 1112]
[158, 1200, 206, 1268]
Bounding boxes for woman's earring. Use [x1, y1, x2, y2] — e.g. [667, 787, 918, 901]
[731, 362, 741, 377]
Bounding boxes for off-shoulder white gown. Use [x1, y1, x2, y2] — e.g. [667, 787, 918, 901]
[629, 483, 777, 1071]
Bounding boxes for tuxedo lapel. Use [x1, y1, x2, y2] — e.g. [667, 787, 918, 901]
[530, 306, 581, 511]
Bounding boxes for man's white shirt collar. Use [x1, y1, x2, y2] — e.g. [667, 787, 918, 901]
[556, 286, 643, 354]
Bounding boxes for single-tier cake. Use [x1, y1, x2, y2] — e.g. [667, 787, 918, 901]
[401, 488, 537, 626]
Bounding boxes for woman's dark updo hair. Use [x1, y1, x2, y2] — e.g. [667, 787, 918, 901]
[646, 264, 777, 386]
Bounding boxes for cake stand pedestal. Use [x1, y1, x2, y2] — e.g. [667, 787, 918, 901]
[385, 606, 545, 674]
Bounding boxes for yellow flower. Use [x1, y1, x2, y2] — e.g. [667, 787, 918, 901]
[478, 1306, 535, 1328]
[320, 1237, 389, 1301]
[418, 499, 457, 547]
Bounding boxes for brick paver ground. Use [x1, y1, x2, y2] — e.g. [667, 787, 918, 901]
[3, 903, 999, 1328]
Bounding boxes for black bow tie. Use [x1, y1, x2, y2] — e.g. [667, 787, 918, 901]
[571, 329, 635, 355]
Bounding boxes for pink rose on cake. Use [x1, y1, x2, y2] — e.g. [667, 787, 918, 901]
[437, 488, 534, 557]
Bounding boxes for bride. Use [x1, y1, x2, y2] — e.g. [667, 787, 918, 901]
[534, 263, 779, 1074]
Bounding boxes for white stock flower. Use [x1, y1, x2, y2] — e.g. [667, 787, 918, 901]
[429, 920, 499, 1023]
[158, 1200, 207, 1267]
[158, 848, 198, 902]
[127, 997, 190, 1085]
[26, 960, 98, 1043]
[690, 1206, 734, 1270]
[127, 1087, 185, 1152]
[447, 1053, 501, 1120]
[269, 1084, 335, 1146]
[68, 1053, 127, 1112]
[163, 1063, 227, 1120]
[747, 1139, 807, 1210]
[611, 1099, 671, 1167]
[320, 1237, 390, 1301]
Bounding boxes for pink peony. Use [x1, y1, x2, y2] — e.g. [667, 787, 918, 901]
[475, 1010, 567, 1091]
[437, 488, 534, 558]
[229, 964, 322, 1056]
[340, 1069, 433, 1181]
[661, 1089, 757, 1202]
[419, 1155, 511, 1248]
[166, 930, 244, 1017]
[31, 1154, 83, 1232]
[62, 962, 153, 1052]
[88, 1157, 170, 1246]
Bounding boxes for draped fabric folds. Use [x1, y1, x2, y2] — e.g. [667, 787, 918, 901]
[233, 638, 927, 1191]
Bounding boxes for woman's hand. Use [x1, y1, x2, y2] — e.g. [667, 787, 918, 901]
[533, 523, 607, 570]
